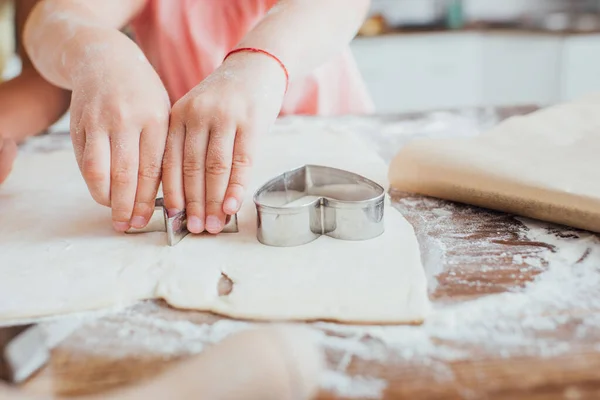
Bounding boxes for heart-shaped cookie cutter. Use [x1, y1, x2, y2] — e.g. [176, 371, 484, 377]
[253, 165, 385, 247]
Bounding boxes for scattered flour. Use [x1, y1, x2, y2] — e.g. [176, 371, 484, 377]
[319, 371, 388, 399]
[19, 111, 600, 398]
[47, 208, 600, 399]
[432, 208, 454, 218]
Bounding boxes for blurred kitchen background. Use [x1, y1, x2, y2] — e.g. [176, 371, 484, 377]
[4, 0, 600, 118]
[352, 0, 600, 113]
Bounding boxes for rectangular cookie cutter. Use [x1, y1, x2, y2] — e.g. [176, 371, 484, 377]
[253, 165, 385, 247]
[125, 198, 238, 246]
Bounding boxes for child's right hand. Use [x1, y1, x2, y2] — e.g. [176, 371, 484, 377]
[69, 47, 171, 232]
[23, 1, 172, 231]
[0, 136, 17, 184]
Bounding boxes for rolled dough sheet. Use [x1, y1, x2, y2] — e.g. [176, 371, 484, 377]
[389, 93, 600, 233]
[0, 128, 430, 324]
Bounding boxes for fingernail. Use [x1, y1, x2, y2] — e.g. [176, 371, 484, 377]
[205, 215, 222, 233]
[223, 198, 238, 213]
[113, 221, 130, 232]
[130, 216, 147, 229]
[187, 216, 204, 233]
[167, 208, 181, 218]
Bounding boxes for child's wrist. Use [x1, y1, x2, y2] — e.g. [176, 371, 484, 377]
[67, 28, 141, 85]
[223, 48, 289, 94]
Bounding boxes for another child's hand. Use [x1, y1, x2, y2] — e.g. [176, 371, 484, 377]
[0, 136, 17, 185]
[163, 52, 286, 234]
[69, 49, 171, 232]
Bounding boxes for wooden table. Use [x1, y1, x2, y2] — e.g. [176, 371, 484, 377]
[13, 106, 600, 399]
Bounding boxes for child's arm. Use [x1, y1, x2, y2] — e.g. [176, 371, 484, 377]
[0, 69, 70, 143]
[0, 0, 69, 185]
[237, 0, 371, 81]
[0, 0, 70, 143]
[24, 0, 171, 232]
[0, 136, 17, 184]
[162, 0, 370, 234]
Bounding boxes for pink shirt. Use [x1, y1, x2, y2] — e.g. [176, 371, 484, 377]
[130, 0, 374, 116]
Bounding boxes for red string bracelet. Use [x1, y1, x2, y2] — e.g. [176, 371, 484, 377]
[224, 47, 289, 93]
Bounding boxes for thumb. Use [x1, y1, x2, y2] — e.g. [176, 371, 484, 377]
[0, 137, 17, 184]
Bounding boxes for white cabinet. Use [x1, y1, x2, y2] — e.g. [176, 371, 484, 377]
[481, 34, 561, 107]
[351, 33, 482, 113]
[560, 34, 600, 101]
[351, 32, 599, 113]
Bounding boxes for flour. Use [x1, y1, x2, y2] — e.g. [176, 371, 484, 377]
[273, 109, 497, 164]
[14, 112, 600, 399]
[523, 256, 544, 267]
[0, 304, 127, 328]
[50, 207, 600, 399]
[319, 371, 388, 399]
[432, 208, 454, 218]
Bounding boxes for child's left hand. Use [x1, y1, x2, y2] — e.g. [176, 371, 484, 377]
[162, 52, 287, 234]
[0, 136, 17, 184]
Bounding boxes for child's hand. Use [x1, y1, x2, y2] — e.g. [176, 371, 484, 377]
[0, 136, 17, 184]
[163, 52, 286, 234]
[0, 326, 322, 400]
[69, 51, 171, 232]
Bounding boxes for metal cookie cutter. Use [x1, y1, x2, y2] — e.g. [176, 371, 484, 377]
[253, 165, 385, 247]
[125, 198, 238, 246]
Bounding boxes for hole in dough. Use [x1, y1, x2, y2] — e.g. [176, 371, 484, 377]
[218, 272, 233, 296]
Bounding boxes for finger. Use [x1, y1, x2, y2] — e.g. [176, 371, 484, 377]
[183, 122, 210, 234]
[162, 118, 186, 217]
[130, 122, 168, 229]
[110, 132, 140, 232]
[204, 123, 236, 234]
[70, 114, 85, 170]
[223, 127, 255, 215]
[128, 326, 323, 400]
[0, 138, 17, 184]
[80, 131, 111, 207]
